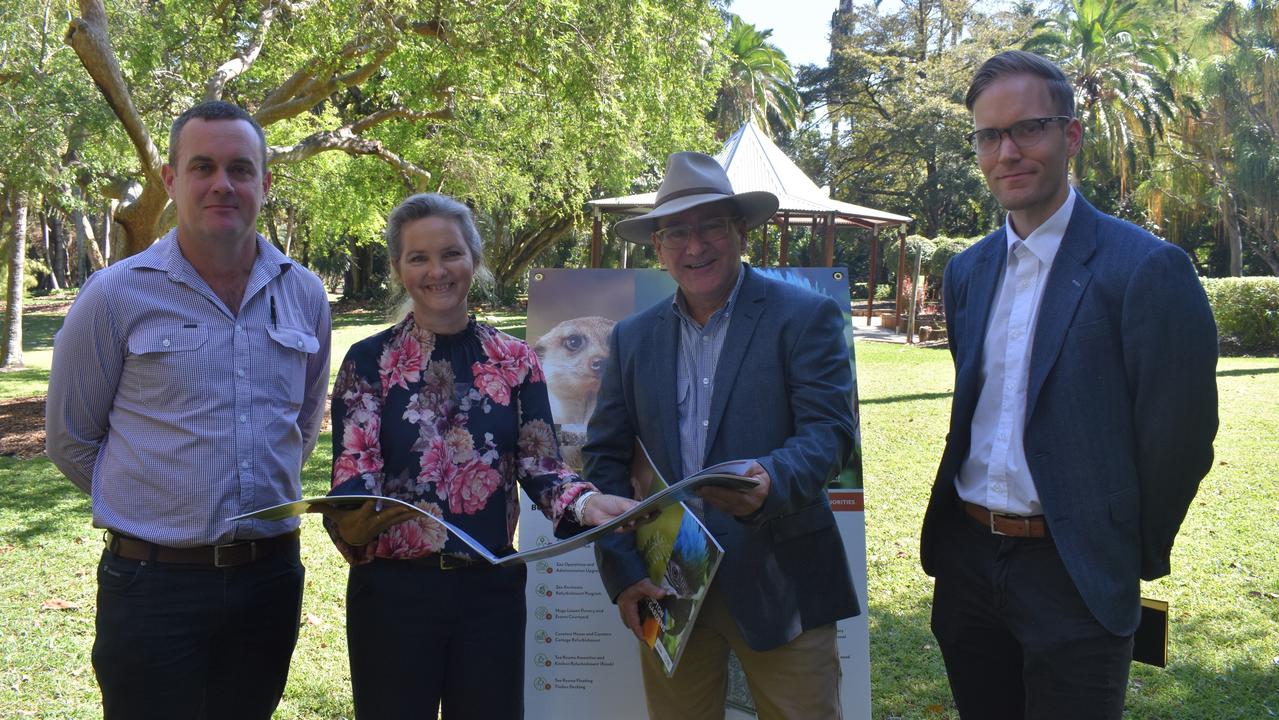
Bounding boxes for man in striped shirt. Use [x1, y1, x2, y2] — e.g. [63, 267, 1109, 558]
[45, 101, 331, 720]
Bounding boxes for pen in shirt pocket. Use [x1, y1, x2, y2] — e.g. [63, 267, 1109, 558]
[270, 295, 278, 329]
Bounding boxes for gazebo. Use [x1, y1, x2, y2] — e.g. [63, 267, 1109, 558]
[586, 121, 914, 324]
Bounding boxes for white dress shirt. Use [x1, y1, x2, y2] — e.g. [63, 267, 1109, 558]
[957, 188, 1076, 515]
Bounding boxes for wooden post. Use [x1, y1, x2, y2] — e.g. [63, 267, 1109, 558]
[779, 213, 791, 267]
[866, 227, 879, 326]
[810, 216, 819, 265]
[590, 210, 602, 268]
[823, 213, 836, 267]
[894, 229, 908, 331]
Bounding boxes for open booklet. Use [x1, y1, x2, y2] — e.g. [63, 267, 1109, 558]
[229, 450, 757, 567]
[631, 439, 724, 677]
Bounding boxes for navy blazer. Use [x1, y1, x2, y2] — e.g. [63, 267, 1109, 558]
[585, 266, 861, 651]
[921, 195, 1218, 635]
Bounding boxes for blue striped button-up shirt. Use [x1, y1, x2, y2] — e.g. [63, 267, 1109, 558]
[674, 263, 746, 479]
[45, 230, 331, 546]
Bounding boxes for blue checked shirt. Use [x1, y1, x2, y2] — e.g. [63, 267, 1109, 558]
[674, 263, 746, 480]
[45, 230, 331, 547]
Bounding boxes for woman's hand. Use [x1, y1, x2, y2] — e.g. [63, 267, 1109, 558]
[579, 493, 657, 532]
[309, 499, 419, 547]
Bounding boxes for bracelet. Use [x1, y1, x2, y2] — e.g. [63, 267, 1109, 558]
[572, 490, 599, 524]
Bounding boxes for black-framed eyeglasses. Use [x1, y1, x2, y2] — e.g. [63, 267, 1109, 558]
[652, 216, 737, 250]
[965, 116, 1072, 156]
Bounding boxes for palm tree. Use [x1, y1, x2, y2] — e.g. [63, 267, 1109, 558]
[712, 15, 802, 139]
[1025, 0, 1180, 198]
[1199, 0, 1279, 274]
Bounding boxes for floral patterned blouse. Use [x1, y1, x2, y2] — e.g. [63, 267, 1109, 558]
[328, 314, 595, 564]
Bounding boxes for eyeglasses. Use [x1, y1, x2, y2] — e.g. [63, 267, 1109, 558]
[652, 216, 737, 250]
[965, 116, 1072, 156]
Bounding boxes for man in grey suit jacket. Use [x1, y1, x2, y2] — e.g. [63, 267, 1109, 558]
[922, 51, 1218, 719]
[584, 151, 860, 719]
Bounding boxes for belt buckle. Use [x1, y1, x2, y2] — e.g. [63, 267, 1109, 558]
[438, 553, 468, 571]
[988, 511, 1027, 537]
[214, 541, 254, 567]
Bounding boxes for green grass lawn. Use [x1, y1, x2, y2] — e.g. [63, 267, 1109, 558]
[2, 306, 1276, 719]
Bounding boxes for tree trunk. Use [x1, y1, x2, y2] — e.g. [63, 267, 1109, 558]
[108, 210, 127, 263]
[284, 204, 296, 257]
[39, 210, 62, 290]
[2, 192, 27, 369]
[1210, 151, 1244, 277]
[265, 199, 283, 251]
[65, 0, 168, 255]
[70, 185, 107, 277]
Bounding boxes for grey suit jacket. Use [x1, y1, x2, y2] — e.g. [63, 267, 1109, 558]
[585, 266, 861, 651]
[921, 195, 1218, 635]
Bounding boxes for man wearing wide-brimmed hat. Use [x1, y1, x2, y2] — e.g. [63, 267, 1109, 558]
[584, 151, 861, 718]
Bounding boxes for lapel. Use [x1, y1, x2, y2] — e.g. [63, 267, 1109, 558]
[1025, 194, 1098, 419]
[962, 231, 1007, 375]
[703, 267, 765, 462]
[648, 300, 684, 480]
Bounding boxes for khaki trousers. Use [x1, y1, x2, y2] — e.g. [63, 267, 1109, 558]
[639, 582, 842, 720]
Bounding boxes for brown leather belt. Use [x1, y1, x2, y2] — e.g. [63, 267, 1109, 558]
[962, 502, 1047, 538]
[105, 529, 300, 567]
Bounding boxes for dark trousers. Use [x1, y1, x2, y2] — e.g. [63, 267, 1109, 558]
[92, 547, 305, 720]
[930, 507, 1134, 720]
[346, 559, 528, 720]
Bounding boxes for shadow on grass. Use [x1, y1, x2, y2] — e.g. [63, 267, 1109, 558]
[331, 308, 395, 330]
[1128, 607, 1279, 719]
[868, 601, 959, 718]
[0, 367, 50, 400]
[861, 391, 954, 406]
[1217, 366, 1279, 378]
[22, 312, 65, 352]
[0, 456, 91, 543]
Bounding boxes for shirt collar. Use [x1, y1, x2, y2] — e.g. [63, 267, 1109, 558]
[1004, 186, 1075, 266]
[134, 229, 293, 280]
[671, 261, 747, 326]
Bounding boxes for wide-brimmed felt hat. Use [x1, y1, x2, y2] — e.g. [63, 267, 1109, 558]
[613, 151, 779, 243]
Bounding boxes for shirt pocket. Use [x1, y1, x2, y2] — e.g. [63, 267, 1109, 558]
[267, 325, 320, 409]
[126, 324, 210, 406]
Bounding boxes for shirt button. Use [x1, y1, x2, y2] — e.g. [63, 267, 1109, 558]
[702, 420, 709, 427]
[239, 414, 248, 423]
[240, 460, 249, 469]
[161, 338, 171, 347]
[236, 325, 244, 333]
[702, 378, 709, 385]
[296, 340, 304, 349]
[237, 369, 245, 378]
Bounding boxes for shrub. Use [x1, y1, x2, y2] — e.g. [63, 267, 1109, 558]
[852, 282, 895, 301]
[1201, 277, 1279, 356]
[881, 234, 937, 271]
[927, 236, 980, 277]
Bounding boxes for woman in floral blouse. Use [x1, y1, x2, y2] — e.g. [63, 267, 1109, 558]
[320, 193, 637, 719]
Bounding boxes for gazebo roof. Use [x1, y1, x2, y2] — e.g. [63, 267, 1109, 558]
[588, 121, 912, 230]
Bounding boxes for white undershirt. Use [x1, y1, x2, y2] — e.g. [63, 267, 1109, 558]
[956, 188, 1075, 515]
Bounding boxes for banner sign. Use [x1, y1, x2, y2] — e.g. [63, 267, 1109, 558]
[521, 268, 869, 719]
